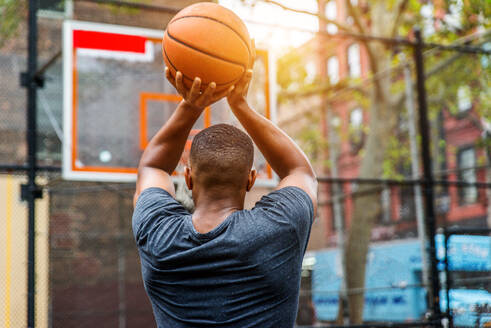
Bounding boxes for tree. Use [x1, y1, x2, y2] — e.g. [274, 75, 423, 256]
[256, 0, 489, 323]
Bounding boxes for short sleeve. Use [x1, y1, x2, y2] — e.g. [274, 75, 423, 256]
[132, 187, 189, 246]
[253, 186, 314, 253]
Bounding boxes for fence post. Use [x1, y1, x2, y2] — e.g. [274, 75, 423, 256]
[21, 0, 42, 327]
[402, 56, 431, 298]
[412, 28, 442, 323]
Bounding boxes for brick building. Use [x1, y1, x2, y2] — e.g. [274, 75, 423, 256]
[278, 0, 490, 251]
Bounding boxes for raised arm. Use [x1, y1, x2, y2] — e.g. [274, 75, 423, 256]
[134, 69, 230, 206]
[227, 70, 317, 211]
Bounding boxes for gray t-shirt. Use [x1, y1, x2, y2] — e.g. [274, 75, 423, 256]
[132, 186, 314, 327]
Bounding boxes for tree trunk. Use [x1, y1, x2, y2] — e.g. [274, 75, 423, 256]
[343, 46, 398, 323]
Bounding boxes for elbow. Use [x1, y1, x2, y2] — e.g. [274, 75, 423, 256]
[299, 166, 317, 182]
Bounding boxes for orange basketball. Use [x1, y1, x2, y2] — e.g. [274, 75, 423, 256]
[162, 3, 252, 93]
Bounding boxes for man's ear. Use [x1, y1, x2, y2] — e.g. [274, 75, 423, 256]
[185, 166, 193, 190]
[246, 169, 257, 192]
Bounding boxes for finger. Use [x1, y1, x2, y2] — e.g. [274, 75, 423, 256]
[232, 71, 250, 95]
[165, 67, 171, 81]
[188, 77, 202, 102]
[199, 82, 216, 104]
[244, 69, 253, 82]
[175, 71, 187, 96]
[240, 70, 253, 96]
[237, 69, 253, 92]
[165, 67, 177, 89]
[243, 82, 251, 97]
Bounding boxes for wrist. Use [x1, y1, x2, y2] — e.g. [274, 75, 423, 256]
[228, 97, 248, 111]
[181, 100, 205, 114]
[174, 101, 204, 125]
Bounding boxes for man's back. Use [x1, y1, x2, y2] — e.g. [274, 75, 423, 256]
[133, 186, 314, 327]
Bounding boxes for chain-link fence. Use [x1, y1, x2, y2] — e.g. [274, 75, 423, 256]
[4, 172, 488, 327]
[287, 28, 490, 328]
[0, 170, 159, 327]
[0, 172, 50, 327]
[46, 179, 154, 327]
[299, 179, 490, 327]
[0, 51, 27, 166]
[1, 1, 490, 327]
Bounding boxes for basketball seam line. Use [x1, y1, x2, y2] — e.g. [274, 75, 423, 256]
[166, 29, 247, 68]
[169, 14, 252, 59]
[162, 36, 242, 86]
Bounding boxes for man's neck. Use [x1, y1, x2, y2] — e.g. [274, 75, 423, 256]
[191, 188, 245, 234]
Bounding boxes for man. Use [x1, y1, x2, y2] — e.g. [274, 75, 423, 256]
[132, 67, 317, 327]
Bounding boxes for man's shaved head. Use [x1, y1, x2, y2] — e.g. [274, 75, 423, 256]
[189, 124, 254, 189]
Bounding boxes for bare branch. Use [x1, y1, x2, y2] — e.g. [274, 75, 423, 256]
[390, 0, 409, 37]
[364, 43, 382, 92]
[391, 51, 466, 109]
[345, 0, 367, 35]
[425, 52, 465, 78]
[344, 0, 381, 94]
[392, 90, 406, 109]
[257, 0, 355, 33]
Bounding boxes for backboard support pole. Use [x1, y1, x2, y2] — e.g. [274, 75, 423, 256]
[413, 28, 442, 324]
[22, 1, 43, 327]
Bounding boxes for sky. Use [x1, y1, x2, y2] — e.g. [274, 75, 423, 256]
[218, 0, 318, 52]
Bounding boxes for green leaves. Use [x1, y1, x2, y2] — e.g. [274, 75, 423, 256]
[0, 0, 25, 48]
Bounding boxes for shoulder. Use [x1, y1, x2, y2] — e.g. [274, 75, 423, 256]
[250, 186, 314, 255]
[133, 187, 185, 217]
[254, 186, 314, 214]
[252, 186, 314, 232]
[134, 187, 174, 206]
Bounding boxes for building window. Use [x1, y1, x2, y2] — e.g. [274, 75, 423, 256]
[399, 186, 416, 221]
[328, 112, 341, 158]
[38, 0, 72, 17]
[457, 85, 472, 112]
[347, 43, 361, 78]
[39, 0, 64, 12]
[325, 1, 337, 34]
[327, 56, 339, 84]
[350, 107, 363, 128]
[305, 61, 317, 83]
[380, 186, 391, 224]
[457, 147, 478, 204]
[349, 107, 364, 151]
[330, 114, 341, 129]
[329, 185, 345, 234]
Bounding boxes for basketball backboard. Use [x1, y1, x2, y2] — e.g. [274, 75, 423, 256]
[63, 20, 277, 186]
